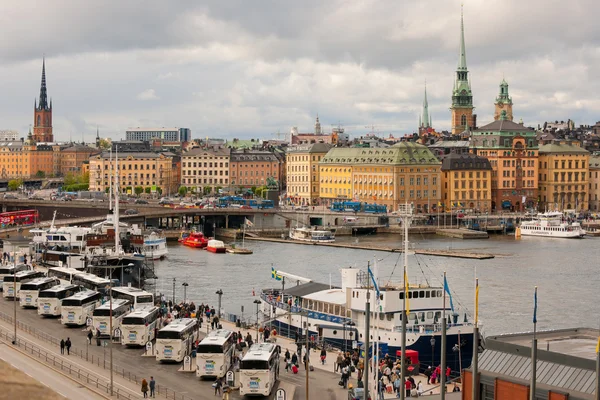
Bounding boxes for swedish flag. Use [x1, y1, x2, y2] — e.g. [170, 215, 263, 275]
[271, 267, 282, 281]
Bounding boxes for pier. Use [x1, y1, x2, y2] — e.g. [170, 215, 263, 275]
[435, 228, 490, 239]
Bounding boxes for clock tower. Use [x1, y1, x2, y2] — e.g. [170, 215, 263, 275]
[494, 78, 513, 121]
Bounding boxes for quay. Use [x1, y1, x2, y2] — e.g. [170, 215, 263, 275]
[244, 236, 495, 259]
[435, 228, 489, 239]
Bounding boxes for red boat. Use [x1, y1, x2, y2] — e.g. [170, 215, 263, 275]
[181, 231, 209, 248]
[206, 239, 226, 253]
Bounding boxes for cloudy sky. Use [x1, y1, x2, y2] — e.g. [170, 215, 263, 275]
[1, 0, 599, 142]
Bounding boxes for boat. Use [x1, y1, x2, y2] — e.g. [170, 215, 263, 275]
[517, 211, 586, 238]
[289, 226, 335, 243]
[142, 232, 168, 260]
[206, 239, 226, 253]
[181, 231, 209, 248]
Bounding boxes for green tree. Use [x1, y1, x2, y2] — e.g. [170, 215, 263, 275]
[98, 138, 111, 150]
[8, 179, 22, 191]
[156, 187, 163, 195]
[178, 186, 188, 197]
[251, 186, 257, 195]
[145, 187, 151, 194]
[35, 171, 46, 178]
[105, 187, 110, 194]
[63, 173, 77, 186]
[134, 186, 144, 196]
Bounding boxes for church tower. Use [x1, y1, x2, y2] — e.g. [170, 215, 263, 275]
[494, 78, 513, 121]
[314, 115, 322, 135]
[33, 58, 53, 143]
[450, 7, 476, 134]
[419, 82, 432, 134]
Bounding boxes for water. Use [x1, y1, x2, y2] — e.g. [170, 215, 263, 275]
[148, 233, 600, 336]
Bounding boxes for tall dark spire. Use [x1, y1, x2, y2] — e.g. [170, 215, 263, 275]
[38, 57, 49, 111]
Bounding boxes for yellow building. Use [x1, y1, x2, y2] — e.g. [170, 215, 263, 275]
[441, 153, 493, 212]
[319, 142, 441, 212]
[538, 142, 589, 211]
[286, 143, 331, 205]
[588, 155, 600, 212]
[181, 147, 230, 193]
[0, 133, 60, 179]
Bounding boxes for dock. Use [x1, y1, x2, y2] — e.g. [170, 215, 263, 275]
[435, 228, 489, 239]
[244, 236, 495, 259]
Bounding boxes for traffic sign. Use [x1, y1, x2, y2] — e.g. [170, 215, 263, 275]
[226, 370, 234, 385]
[113, 328, 121, 338]
[276, 388, 286, 400]
[146, 342, 153, 351]
[86, 317, 93, 327]
[183, 356, 191, 370]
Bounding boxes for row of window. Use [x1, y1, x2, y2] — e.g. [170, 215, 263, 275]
[182, 178, 228, 185]
[184, 170, 227, 176]
[449, 191, 489, 200]
[450, 180, 488, 189]
[501, 180, 535, 188]
[181, 162, 228, 168]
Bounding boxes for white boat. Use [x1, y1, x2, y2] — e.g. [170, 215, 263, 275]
[289, 226, 335, 243]
[206, 239, 226, 254]
[143, 232, 168, 259]
[518, 211, 585, 238]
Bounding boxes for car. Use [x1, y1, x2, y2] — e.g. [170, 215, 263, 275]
[134, 199, 148, 204]
[28, 195, 44, 200]
[119, 199, 129, 204]
[124, 209, 139, 215]
[298, 205, 309, 211]
[3, 194, 17, 199]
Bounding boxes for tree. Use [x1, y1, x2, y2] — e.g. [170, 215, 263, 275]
[203, 186, 211, 195]
[178, 186, 187, 197]
[35, 171, 46, 178]
[8, 179, 22, 191]
[156, 187, 163, 195]
[134, 186, 144, 197]
[98, 138, 111, 150]
[145, 187, 151, 194]
[251, 186, 257, 195]
[105, 187, 110, 194]
[63, 173, 77, 186]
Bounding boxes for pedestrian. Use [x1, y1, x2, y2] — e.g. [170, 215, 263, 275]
[417, 381, 424, 394]
[320, 348, 327, 365]
[65, 337, 71, 355]
[431, 370, 437, 385]
[141, 378, 149, 398]
[60, 338, 65, 354]
[291, 352, 298, 367]
[341, 365, 349, 389]
[214, 377, 222, 396]
[149, 376, 156, 398]
[394, 376, 401, 397]
[404, 378, 412, 398]
[378, 378, 385, 400]
[87, 330, 93, 344]
[336, 351, 343, 372]
[446, 366, 451, 381]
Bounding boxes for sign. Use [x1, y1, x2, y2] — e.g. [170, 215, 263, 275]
[58, 261, 63, 267]
[113, 328, 121, 338]
[276, 388, 286, 400]
[86, 317, 93, 327]
[151, 185, 157, 193]
[352, 340, 358, 349]
[184, 356, 191, 370]
[226, 370, 234, 385]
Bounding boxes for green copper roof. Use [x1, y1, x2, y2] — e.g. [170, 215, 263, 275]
[320, 142, 440, 165]
[458, 6, 467, 71]
[451, 7, 473, 109]
[420, 82, 430, 128]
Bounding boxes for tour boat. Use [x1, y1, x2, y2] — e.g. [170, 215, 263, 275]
[517, 211, 585, 238]
[181, 231, 209, 248]
[142, 232, 168, 260]
[289, 226, 335, 243]
[206, 239, 226, 253]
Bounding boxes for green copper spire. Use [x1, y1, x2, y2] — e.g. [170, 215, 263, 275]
[458, 5, 467, 71]
[421, 82, 430, 128]
[451, 5, 473, 108]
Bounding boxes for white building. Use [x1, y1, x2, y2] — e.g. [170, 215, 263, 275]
[0, 130, 19, 141]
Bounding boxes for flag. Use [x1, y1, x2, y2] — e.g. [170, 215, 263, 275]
[271, 267, 282, 281]
[404, 269, 410, 315]
[475, 278, 479, 324]
[367, 266, 380, 303]
[443, 274, 455, 313]
[245, 218, 254, 227]
[533, 286, 538, 324]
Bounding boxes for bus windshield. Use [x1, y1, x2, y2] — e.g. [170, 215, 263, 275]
[122, 316, 145, 325]
[137, 295, 154, 304]
[93, 309, 114, 317]
[241, 360, 269, 370]
[157, 331, 181, 340]
[62, 299, 84, 306]
[197, 344, 224, 354]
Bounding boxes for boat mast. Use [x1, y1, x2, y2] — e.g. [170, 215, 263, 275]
[400, 202, 413, 400]
[50, 210, 56, 230]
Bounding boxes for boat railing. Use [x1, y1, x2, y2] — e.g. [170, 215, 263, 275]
[393, 322, 472, 334]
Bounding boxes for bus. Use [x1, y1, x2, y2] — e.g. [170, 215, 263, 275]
[92, 299, 131, 338]
[47, 267, 84, 285]
[155, 318, 199, 363]
[196, 329, 235, 379]
[72, 273, 111, 294]
[111, 287, 154, 310]
[120, 306, 161, 347]
[19, 277, 60, 308]
[0, 264, 31, 289]
[61, 290, 102, 326]
[239, 343, 281, 396]
[3, 270, 45, 299]
[257, 200, 274, 209]
[38, 284, 81, 317]
[0, 209, 40, 227]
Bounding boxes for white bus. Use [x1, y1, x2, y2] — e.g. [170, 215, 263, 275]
[111, 287, 154, 310]
[92, 298, 131, 338]
[3, 270, 45, 299]
[72, 273, 111, 294]
[0, 264, 31, 290]
[61, 290, 102, 326]
[19, 277, 60, 308]
[155, 318, 199, 363]
[121, 306, 160, 347]
[47, 267, 83, 285]
[38, 284, 81, 317]
[239, 343, 281, 396]
[196, 329, 235, 379]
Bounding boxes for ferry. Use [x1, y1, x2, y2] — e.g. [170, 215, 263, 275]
[289, 226, 335, 243]
[142, 231, 168, 260]
[517, 211, 585, 238]
[206, 239, 226, 253]
[180, 231, 209, 248]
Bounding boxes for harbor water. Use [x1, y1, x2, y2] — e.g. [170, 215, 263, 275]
[148, 233, 600, 336]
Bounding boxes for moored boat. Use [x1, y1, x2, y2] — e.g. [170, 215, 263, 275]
[517, 211, 585, 238]
[181, 231, 209, 248]
[206, 239, 226, 253]
[289, 226, 335, 243]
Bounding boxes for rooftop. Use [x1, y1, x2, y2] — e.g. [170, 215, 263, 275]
[303, 288, 346, 305]
[539, 143, 589, 155]
[441, 153, 492, 171]
[476, 119, 535, 133]
[320, 142, 440, 165]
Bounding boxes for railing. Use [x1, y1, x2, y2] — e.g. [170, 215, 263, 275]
[0, 309, 195, 400]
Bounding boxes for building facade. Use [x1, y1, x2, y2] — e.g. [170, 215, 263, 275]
[0, 130, 19, 141]
[229, 149, 282, 190]
[60, 144, 99, 176]
[588, 155, 600, 212]
[126, 127, 190, 142]
[319, 142, 441, 212]
[470, 118, 539, 211]
[286, 143, 332, 205]
[450, 11, 476, 134]
[441, 153, 492, 212]
[180, 147, 230, 193]
[538, 142, 589, 211]
[494, 79, 513, 121]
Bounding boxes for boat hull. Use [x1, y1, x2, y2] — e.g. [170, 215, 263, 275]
[182, 241, 207, 248]
[520, 229, 585, 238]
[206, 246, 226, 253]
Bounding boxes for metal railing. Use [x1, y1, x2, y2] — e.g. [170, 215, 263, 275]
[0, 309, 195, 400]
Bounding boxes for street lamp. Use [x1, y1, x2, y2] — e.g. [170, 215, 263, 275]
[216, 289, 223, 318]
[182, 282, 189, 304]
[343, 321, 356, 354]
[172, 278, 176, 304]
[430, 336, 436, 369]
[253, 299, 261, 342]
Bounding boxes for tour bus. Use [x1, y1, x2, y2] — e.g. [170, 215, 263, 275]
[47, 266, 83, 285]
[120, 306, 160, 347]
[196, 329, 235, 379]
[38, 284, 81, 317]
[155, 318, 199, 363]
[72, 273, 111, 294]
[3, 270, 45, 299]
[239, 343, 281, 396]
[111, 286, 154, 310]
[19, 277, 60, 308]
[61, 290, 102, 326]
[92, 298, 131, 338]
[0, 264, 31, 290]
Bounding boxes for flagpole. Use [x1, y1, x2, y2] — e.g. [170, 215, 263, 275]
[472, 278, 479, 400]
[595, 335, 599, 400]
[364, 261, 371, 399]
[440, 271, 447, 400]
[530, 286, 538, 400]
[400, 203, 410, 400]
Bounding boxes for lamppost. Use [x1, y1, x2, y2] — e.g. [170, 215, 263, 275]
[12, 257, 16, 345]
[182, 282, 189, 304]
[216, 289, 223, 318]
[172, 278, 176, 304]
[253, 299, 261, 342]
[430, 336, 436, 369]
[342, 321, 356, 354]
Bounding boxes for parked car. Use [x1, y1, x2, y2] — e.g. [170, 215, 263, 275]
[124, 209, 139, 215]
[134, 199, 148, 204]
[3, 194, 17, 199]
[119, 199, 129, 204]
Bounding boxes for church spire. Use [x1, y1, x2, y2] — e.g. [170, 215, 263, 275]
[38, 57, 49, 111]
[450, 5, 474, 134]
[421, 81, 430, 128]
[458, 5, 467, 71]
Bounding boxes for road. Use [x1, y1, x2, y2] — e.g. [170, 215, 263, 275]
[0, 342, 104, 400]
[0, 299, 350, 400]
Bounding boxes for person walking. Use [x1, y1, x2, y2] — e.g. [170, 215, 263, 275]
[87, 330, 93, 344]
[341, 365, 349, 389]
[320, 348, 327, 365]
[65, 338, 72, 355]
[141, 378, 149, 398]
[214, 377, 222, 396]
[336, 351, 343, 372]
[149, 376, 156, 398]
[404, 378, 412, 398]
[60, 338, 65, 355]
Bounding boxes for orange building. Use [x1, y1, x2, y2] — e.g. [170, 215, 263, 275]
[229, 148, 282, 190]
[60, 144, 100, 176]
